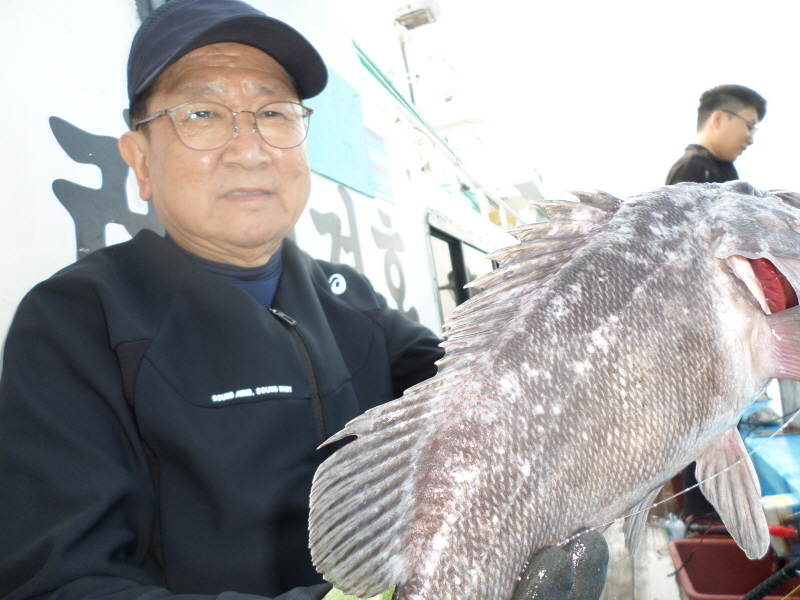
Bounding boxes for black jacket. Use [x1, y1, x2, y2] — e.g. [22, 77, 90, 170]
[665, 144, 738, 184]
[0, 230, 443, 600]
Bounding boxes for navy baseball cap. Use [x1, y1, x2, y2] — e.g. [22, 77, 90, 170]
[127, 0, 328, 106]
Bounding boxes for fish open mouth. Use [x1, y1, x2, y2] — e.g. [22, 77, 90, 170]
[730, 256, 800, 314]
[749, 258, 799, 313]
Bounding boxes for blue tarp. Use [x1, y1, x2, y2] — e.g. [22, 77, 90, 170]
[743, 432, 800, 497]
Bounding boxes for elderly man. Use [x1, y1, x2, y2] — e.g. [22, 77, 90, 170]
[666, 84, 766, 185]
[0, 1, 442, 599]
[0, 1, 607, 599]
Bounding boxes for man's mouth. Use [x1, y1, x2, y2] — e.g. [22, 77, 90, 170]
[225, 188, 273, 200]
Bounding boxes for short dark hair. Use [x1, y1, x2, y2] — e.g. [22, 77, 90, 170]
[697, 84, 767, 130]
[129, 85, 156, 131]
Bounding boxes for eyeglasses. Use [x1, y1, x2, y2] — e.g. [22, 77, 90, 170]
[722, 109, 758, 136]
[134, 101, 313, 150]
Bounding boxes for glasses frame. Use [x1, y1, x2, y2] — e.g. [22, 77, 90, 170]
[133, 100, 314, 151]
[722, 109, 758, 136]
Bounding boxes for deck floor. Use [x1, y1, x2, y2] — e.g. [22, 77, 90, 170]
[599, 517, 684, 600]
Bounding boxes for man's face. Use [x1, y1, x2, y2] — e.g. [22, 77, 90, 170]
[715, 106, 759, 162]
[120, 42, 311, 266]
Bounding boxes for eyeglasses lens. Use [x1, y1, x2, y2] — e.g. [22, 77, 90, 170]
[172, 104, 230, 150]
[255, 102, 310, 149]
[171, 102, 311, 151]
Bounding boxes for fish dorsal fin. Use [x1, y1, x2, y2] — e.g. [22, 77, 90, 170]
[533, 190, 621, 222]
[569, 189, 624, 212]
[308, 192, 621, 597]
[623, 487, 661, 554]
[441, 191, 622, 371]
[695, 428, 770, 559]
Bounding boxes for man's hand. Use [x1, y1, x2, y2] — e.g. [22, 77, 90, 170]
[511, 531, 609, 600]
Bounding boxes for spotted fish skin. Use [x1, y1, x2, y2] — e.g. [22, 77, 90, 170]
[309, 182, 800, 600]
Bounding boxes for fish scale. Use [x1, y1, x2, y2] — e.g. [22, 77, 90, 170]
[309, 182, 800, 600]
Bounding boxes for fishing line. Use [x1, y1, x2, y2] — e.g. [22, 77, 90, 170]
[741, 407, 800, 441]
[561, 401, 800, 546]
[666, 525, 727, 577]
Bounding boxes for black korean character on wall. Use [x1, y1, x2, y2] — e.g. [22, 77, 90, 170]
[50, 116, 164, 260]
[371, 208, 418, 323]
[310, 185, 365, 273]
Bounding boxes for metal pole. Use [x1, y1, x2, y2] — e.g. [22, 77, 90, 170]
[397, 32, 416, 106]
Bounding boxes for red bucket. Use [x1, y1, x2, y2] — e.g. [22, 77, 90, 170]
[668, 537, 800, 600]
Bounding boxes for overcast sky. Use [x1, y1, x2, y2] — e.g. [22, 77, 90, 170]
[397, 0, 800, 200]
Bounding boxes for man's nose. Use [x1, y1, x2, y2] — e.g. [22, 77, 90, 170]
[225, 112, 273, 166]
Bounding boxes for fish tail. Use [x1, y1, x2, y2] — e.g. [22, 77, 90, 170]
[309, 388, 445, 598]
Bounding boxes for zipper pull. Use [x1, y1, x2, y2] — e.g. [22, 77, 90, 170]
[269, 308, 297, 327]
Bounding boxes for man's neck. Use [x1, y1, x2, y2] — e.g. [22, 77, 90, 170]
[695, 133, 726, 161]
[166, 230, 281, 268]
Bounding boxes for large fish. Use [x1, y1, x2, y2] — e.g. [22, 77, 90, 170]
[309, 181, 800, 600]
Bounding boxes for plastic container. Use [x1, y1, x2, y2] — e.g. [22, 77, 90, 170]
[665, 513, 687, 541]
[668, 537, 800, 600]
[761, 493, 800, 559]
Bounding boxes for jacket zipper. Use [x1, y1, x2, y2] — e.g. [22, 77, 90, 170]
[269, 308, 331, 455]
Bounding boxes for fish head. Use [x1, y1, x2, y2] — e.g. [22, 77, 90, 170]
[699, 180, 800, 391]
[708, 181, 800, 287]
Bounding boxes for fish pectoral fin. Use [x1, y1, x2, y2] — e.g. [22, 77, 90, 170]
[766, 306, 800, 380]
[695, 428, 770, 559]
[623, 487, 660, 555]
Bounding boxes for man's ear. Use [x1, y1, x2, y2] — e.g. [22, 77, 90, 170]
[119, 131, 153, 201]
[709, 109, 726, 131]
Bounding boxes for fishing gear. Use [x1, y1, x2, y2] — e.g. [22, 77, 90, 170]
[740, 555, 800, 600]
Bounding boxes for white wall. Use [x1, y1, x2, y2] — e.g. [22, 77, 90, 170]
[0, 0, 139, 341]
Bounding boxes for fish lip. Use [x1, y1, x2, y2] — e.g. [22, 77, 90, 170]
[727, 255, 768, 313]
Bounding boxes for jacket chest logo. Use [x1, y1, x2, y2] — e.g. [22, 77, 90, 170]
[211, 385, 293, 403]
[328, 273, 346, 295]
